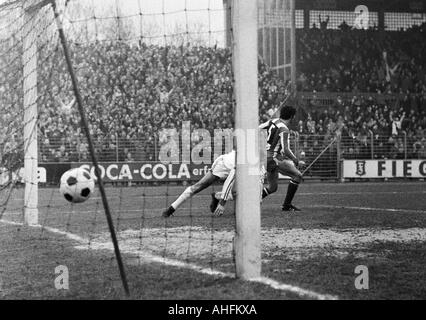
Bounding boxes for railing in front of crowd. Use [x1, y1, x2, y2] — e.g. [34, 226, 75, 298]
[39, 134, 159, 163]
[296, 91, 423, 109]
[38, 132, 425, 181]
[339, 131, 426, 161]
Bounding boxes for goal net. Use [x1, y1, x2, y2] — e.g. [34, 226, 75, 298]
[0, 0, 289, 298]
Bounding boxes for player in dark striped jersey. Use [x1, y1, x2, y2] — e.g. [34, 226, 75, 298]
[259, 105, 305, 212]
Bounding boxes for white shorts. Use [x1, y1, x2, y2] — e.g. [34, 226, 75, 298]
[210, 155, 232, 180]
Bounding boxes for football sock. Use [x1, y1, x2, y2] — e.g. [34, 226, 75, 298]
[283, 180, 299, 205]
[171, 186, 194, 210]
[214, 191, 234, 201]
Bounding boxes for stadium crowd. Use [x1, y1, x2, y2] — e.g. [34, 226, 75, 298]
[297, 23, 426, 94]
[298, 95, 426, 162]
[1, 23, 426, 168]
[37, 41, 288, 163]
[296, 24, 426, 160]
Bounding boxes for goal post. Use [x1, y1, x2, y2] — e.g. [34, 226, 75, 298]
[232, 0, 261, 280]
[22, 0, 39, 226]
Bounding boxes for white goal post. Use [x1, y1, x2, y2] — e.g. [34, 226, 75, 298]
[22, 0, 41, 226]
[232, 0, 261, 280]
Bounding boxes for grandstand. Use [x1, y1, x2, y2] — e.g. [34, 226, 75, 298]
[0, 0, 426, 303]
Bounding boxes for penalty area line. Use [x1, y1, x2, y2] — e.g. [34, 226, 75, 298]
[0, 218, 337, 300]
[308, 205, 426, 214]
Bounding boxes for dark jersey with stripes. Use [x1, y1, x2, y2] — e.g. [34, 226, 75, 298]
[259, 118, 290, 158]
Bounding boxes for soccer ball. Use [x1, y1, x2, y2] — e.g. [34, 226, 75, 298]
[60, 168, 95, 203]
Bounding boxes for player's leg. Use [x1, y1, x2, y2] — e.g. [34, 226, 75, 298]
[211, 163, 265, 213]
[162, 171, 219, 217]
[262, 158, 279, 199]
[277, 160, 303, 211]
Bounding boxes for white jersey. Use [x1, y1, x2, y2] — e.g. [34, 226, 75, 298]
[221, 150, 236, 170]
[210, 150, 235, 180]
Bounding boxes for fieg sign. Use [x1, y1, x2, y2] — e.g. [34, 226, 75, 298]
[343, 160, 426, 179]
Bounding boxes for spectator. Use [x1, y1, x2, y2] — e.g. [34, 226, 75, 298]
[319, 15, 330, 30]
[390, 111, 405, 136]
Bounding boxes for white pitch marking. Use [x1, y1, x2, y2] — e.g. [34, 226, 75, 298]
[2, 208, 186, 215]
[299, 191, 426, 196]
[9, 190, 426, 202]
[0, 219, 88, 242]
[0, 220, 22, 226]
[250, 277, 337, 300]
[42, 225, 88, 243]
[308, 205, 426, 214]
[0, 218, 337, 300]
[26, 203, 424, 216]
[0, 211, 21, 215]
[70, 190, 426, 199]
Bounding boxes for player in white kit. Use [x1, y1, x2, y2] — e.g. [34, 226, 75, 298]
[162, 150, 236, 217]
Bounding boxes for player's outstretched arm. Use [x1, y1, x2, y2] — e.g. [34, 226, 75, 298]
[259, 121, 270, 130]
[214, 200, 227, 217]
[213, 168, 235, 216]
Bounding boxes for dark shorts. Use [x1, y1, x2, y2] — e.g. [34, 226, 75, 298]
[266, 157, 301, 180]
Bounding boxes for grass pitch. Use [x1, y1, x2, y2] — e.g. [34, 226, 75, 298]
[1, 181, 425, 299]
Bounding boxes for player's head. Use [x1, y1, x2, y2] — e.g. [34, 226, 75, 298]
[280, 105, 296, 121]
